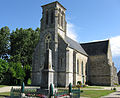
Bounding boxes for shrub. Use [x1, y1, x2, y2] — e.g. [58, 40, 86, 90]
[77, 81, 82, 85]
[113, 87, 116, 91]
[114, 83, 119, 86]
[81, 90, 83, 93]
[83, 85, 87, 87]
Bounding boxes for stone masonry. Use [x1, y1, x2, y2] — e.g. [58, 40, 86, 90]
[31, 1, 118, 87]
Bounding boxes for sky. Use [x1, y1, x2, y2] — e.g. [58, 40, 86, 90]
[0, 0, 120, 71]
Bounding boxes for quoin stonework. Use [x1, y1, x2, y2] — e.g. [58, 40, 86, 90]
[32, 1, 118, 87]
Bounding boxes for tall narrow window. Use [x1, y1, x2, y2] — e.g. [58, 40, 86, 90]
[61, 15, 63, 27]
[60, 58, 62, 67]
[51, 10, 54, 24]
[77, 59, 79, 74]
[81, 61, 84, 75]
[46, 11, 48, 25]
[61, 11, 64, 28]
[58, 13, 60, 25]
[58, 8, 61, 26]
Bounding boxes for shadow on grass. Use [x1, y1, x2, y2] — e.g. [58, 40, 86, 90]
[0, 95, 10, 98]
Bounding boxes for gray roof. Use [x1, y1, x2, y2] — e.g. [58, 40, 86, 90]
[65, 36, 88, 56]
[81, 40, 109, 56]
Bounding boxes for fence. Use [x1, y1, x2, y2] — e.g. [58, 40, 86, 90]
[10, 83, 81, 98]
[10, 87, 48, 98]
[54, 87, 80, 98]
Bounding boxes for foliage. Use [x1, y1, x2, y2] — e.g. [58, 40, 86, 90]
[27, 78, 31, 85]
[0, 27, 40, 85]
[23, 64, 31, 85]
[0, 60, 25, 85]
[114, 83, 119, 86]
[0, 26, 10, 59]
[77, 81, 82, 85]
[10, 28, 40, 66]
[113, 87, 116, 91]
[0, 92, 10, 97]
[9, 28, 40, 84]
[0, 59, 9, 83]
[0, 85, 7, 88]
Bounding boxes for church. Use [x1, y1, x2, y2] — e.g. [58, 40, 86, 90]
[31, 1, 118, 87]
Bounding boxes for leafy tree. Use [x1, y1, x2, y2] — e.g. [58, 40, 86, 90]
[9, 62, 25, 85]
[24, 64, 31, 84]
[0, 27, 40, 85]
[10, 27, 40, 84]
[10, 28, 40, 66]
[0, 26, 10, 59]
[1, 61, 25, 85]
[0, 59, 9, 83]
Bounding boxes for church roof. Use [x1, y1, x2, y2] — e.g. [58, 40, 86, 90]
[81, 40, 109, 56]
[65, 36, 88, 56]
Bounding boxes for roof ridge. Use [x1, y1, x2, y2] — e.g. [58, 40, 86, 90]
[80, 39, 109, 45]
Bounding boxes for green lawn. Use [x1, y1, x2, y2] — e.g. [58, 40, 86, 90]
[83, 86, 103, 89]
[80, 90, 115, 98]
[0, 92, 10, 98]
[0, 85, 7, 88]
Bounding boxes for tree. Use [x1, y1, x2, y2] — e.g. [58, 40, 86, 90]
[0, 59, 9, 83]
[1, 61, 25, 85]
[10, 28, 40, 66]
[9, 62, 25, 85]
[0, 26, 10, 59]
[10, 27, 40, 84]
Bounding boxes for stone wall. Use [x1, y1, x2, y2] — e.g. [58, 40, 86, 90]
[111, 65, 118, 86]
[57, 35, 67, 87]
[87, 55, 112, 86]
[117, 71, 120, 84]
[76, 51, 88, 85]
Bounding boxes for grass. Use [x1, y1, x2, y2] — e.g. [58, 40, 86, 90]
[83, 86, 103, 89]
[0, 85, 7, 88]
[0, 92, 10, 97]
[80, 90, 115, 98]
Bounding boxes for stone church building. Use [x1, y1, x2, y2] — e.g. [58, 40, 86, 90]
[32, 1, 118, 87]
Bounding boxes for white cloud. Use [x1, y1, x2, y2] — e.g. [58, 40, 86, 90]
[66, 22, 120, 57]
[67, 22, 77, 41]
[110, 35, 120, 57]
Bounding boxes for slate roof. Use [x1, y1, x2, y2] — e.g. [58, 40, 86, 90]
[65, 36, 88, 56]
[80, 40, 109, 56]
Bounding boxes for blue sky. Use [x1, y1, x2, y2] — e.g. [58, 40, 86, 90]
[0, 0, 120, 71]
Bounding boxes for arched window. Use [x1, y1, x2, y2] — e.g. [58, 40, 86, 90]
[45, 34, 51, 50]
[81, 61, 84, 75]
[77, 59, 79, 74]
[51, 10, 54, 24]
[46, 10, 49, 25]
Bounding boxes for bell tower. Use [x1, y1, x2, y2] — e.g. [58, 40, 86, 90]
[32, 1, 67, 87]
[40, 1, 67, 39]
